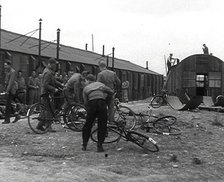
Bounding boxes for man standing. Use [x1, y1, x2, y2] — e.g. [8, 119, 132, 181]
[28, 70, 39, 105]
[202, 44, 209, 55]
[2, 59, 18, 124]
[16, 70, 27, 104]
[36, 58, 63, 132]
[82, 74, 114, 152]
[97, 59, 121, 123]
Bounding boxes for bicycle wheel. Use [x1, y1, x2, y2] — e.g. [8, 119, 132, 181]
[150, 96, 164, 108]
[128, 131, 159, 152]
[154, 125, 181, 135]
[27, 103, 52, 134]
[114, 105, 137, 130]
[91, 125, 122, 144]
[63, 104, 86, 131]
[153, 116, 177, 128]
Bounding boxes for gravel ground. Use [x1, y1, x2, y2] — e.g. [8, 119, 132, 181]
[0, 101, 224, 182]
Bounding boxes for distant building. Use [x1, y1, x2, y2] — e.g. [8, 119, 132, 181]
[0, 29, 163, 101]
[166, 54, 223, 102]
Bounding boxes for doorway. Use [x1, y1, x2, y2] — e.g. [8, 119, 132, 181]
[196, 74, 208, 96]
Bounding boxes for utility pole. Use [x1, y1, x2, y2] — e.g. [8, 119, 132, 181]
[112, 47, 115, 70]
[56, 28, 60, 61]
[91, 34, 94, 52]
[38, 18, 42, 64]
[102, 45, 105, 57]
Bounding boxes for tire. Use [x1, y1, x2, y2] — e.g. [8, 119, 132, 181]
[128, 131, 159, 152]
[153, 116, 177, 128]
[63, 104, 86, 132]
[114, 105, 137, 130]
[91, 125, 122, 144]
[27, 103, 52, 134]
[150, 96, 164, 108]
[154, 125, 181, 136]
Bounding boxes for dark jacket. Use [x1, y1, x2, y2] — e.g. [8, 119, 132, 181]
[41, 67, 62, 95]
[97, 69, 121, 90]
[5, 67, 18, 95]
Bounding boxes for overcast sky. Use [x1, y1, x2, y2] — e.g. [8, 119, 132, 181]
[1, 0, 224, 75]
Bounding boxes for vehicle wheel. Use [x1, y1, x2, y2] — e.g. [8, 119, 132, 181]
[63, 104, 86, 132]
[128, 131, 159, 152]
[150, 96, 164, 108]
[91, 125, 122, 144]
[114, 105, 137, 130]
[153, 116, 177, 127]
[154, 125, 181, 136]
[27, 103, 52, 134]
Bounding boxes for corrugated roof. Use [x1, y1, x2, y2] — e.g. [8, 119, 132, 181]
[1, 29, 161, 75]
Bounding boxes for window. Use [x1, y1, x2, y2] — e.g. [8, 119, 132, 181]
[196, 75, 207, 87]
[209, 72, 221, 88]
[183, 72, 195, 87]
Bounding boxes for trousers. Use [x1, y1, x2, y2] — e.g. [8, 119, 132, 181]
[82, 99, 107, 144]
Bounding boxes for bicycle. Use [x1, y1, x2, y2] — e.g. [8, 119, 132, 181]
[91, 120, 159, 153]
[113, 97, 137, 130]
[150, 90, 168, 108]
[135, 107, 181, 135]
[0, 92, 30, 120]
[27, 90, 86, 134]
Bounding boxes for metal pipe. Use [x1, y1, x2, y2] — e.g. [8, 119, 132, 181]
[38, 18, 42, 63]
[112, 47, 115, 70]
[56, 28, 60, 60]
[102, 45, 105, 57]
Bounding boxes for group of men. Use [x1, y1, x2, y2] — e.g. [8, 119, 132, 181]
[3, 57, 121, 153]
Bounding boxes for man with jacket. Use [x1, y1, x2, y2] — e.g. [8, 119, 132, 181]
[97, 59, 121, 123]
[2, 59, 19, 124]
[36, 58, 63, 132]
[82, 74, 114, 152]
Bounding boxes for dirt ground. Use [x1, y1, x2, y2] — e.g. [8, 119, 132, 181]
[0, 100, 224, 182]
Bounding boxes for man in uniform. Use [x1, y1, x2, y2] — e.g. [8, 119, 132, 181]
[82, 74, 114, 152]
[36, 58, 63, 132]
[97, 59, 121, 123]
[2, 59, 19, 124]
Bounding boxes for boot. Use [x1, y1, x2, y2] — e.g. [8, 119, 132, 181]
[12, 114, 21, 123]
[82, 142, 87, 151]
[36, 120, 45, 131]
[97, 143, 104, 153]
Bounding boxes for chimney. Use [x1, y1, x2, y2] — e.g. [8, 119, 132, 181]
[102, 45, 105, 57]
[146, 61, 148, 69]
[85, 43, 88, 50]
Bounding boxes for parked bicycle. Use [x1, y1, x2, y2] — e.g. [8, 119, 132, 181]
[0, 92, 30, 120]
[91, 120, 159, 153]
[113, 97, 137, 130]
[135, 107, 181, 135]
[150, 90, 168, 108]
[27, 90, 86, 134]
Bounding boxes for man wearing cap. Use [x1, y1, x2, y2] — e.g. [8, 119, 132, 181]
[36, 57, 63, 132]
[82, 74, 114, 152]
[2, 59, 19, 124]
[97, 59, 121, 123]
[63, 71, 86, 110]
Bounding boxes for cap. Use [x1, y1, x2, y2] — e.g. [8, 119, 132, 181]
[86, 74, 95, 81]
[98, 59, 106, 67]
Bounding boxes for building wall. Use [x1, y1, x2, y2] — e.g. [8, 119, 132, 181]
[166, 54, 223, 101]
[0, 50, 163, 101]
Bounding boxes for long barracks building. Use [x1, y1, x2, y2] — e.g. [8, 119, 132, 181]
[0, 29, 163, 101]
